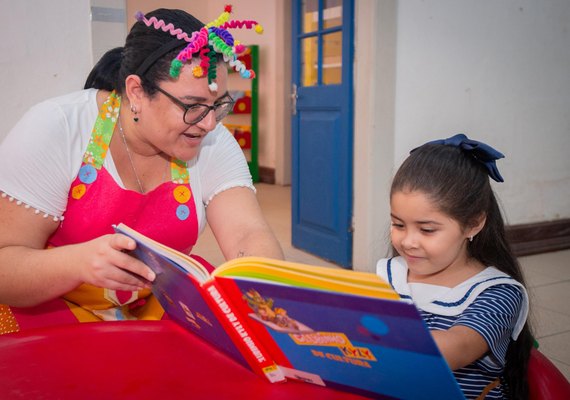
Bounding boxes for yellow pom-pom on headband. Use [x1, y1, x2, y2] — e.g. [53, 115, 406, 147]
[135, 5, 262, 92]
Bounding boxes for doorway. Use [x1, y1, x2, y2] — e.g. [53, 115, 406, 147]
[291, 0, 355, 267]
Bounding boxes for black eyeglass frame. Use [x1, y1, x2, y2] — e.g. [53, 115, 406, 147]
[153, 86, 235, 125]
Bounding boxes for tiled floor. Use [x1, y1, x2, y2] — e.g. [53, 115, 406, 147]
[193, 183, 570, 381]
[519, 250, 570, 380]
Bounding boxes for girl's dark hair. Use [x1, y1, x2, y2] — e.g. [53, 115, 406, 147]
[391, 143, 532, 399]
[84, 9, 204, 95]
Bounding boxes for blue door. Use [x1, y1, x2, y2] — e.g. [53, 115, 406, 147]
[291, 0, 354, 267]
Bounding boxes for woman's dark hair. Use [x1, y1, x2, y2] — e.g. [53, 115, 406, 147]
[391, 144, 533, 399]
[84, 47, 123, 91]
[84, 9, 204, 95]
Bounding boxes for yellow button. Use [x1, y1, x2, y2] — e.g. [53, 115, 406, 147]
[173, 185, 191, 203]
[71, 184, 86, 200]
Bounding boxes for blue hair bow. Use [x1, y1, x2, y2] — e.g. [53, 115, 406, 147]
[417, 133, 505, 182]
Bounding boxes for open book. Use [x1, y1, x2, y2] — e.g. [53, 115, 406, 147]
[115, 223, 464, 399]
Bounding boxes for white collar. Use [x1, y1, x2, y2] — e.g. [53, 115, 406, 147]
[378, 256, 529, 340]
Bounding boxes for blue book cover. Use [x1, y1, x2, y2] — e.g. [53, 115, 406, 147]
[216, 278, 465, 400]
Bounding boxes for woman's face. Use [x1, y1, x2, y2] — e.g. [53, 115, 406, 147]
[390, 190, 473, 285]
[142, 59, 229, 161]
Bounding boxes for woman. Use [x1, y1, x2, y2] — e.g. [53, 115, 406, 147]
[0, 6, 283, 333]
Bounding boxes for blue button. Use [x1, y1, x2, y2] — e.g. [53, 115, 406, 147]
[78, 165, 97, 184]
[176, 204, 190, 221]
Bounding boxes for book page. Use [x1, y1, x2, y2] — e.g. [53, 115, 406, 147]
[213, 257, 399, 300]
[114, 223, 211, 283]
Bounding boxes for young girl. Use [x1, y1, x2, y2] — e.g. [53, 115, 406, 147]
[376, 134, 533, 399]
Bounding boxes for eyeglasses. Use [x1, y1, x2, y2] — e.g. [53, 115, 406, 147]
[154, 86, 235, 125]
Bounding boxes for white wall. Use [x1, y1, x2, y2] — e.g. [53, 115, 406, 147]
[0, 0, 93, 141]
[91, 0, 127, 63]
[393, 0, 570, 225]
[353, 0, 398, 269]
[353, 0, 570, 271]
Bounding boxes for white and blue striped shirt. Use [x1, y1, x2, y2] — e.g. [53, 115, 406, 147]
[377, 257, 528, 399]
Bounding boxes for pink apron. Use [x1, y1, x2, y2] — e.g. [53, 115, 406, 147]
[1, 92, 202, 334]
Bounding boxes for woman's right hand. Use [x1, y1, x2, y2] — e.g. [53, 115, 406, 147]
[0, 197, 156, 307]
[74, 233, 156, 292]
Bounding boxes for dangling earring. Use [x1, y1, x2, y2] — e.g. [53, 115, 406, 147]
[131, 104, 139, 122]
[469, 235, 474, 242]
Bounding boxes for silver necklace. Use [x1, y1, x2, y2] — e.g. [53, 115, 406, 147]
[118, 116, 146, 193]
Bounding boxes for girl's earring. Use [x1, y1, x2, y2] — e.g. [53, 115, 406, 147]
[131, 104, 139, 122]
[469, 236, 474, 242]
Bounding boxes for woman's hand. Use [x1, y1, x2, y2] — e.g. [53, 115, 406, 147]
[74, 233, 156, 292]
[0, 194, 156, 306]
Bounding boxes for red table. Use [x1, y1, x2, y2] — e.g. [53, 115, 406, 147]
[0, 320, 370, 399]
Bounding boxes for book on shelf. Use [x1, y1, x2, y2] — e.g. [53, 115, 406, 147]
[115, 223, 465, 399]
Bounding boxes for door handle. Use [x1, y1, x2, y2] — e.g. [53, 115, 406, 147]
[291, 83, 298, 115]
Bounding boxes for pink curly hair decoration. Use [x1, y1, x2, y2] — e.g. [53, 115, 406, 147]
[135, 11, 195, 42]
[136, 5, 262, 91]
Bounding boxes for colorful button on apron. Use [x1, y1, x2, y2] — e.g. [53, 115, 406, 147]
[173, 185, 191, 203]
[71, 184, 87, 200]
[176, 204, 190, 221]
[78, 165, 98, 184]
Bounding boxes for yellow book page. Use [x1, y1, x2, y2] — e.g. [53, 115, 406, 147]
[215, 257, 390, 287]
[226, 259, 392, 289]
[213, 257, 399, 300]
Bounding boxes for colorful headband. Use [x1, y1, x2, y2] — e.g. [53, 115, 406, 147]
[135, 5, 262, 91]
[413, 133, 505, 182]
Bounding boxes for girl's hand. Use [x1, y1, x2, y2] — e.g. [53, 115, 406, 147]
[74, 233, 156, 291]
[431, 326, 489, 370]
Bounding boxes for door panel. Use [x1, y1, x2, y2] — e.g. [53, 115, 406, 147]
[298, 110, 340, 231]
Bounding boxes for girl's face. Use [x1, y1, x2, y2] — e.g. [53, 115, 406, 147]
[390, 190, 482, 285]
[140, 60, 229, 161]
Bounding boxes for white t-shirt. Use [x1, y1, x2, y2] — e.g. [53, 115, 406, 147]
[0, 89, 254, 233]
